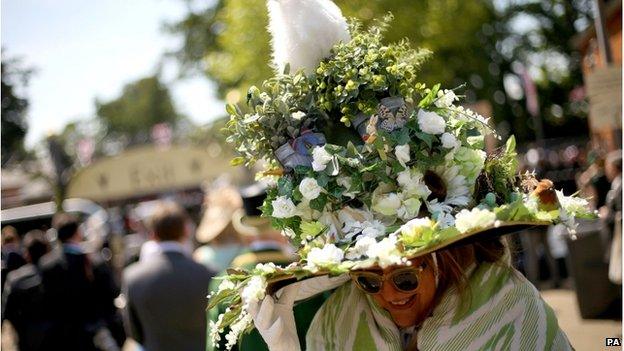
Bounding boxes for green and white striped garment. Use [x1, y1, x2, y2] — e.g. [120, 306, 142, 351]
[306, 262, 572, 351]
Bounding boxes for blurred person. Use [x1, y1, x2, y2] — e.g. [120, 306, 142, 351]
[600, 150, 622, 284]
[2, 230, 50, 351]
[122, 201, 214, 351]
[193, 184, 244, 272]
[39, 213, 123, 351]
[207, 184, 325, 351]
[1, 226, 27, 291]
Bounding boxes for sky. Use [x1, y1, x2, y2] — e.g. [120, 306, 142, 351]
[2, 0, 223, 147]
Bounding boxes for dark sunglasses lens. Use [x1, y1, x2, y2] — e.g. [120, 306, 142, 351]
[393, 271, 419, 292]
[357, 276, 382, 293]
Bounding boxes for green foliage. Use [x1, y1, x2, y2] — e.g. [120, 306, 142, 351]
[315, 15, 430, 124]
[1, 54, 33, 166]
[95, 75, 181, 144]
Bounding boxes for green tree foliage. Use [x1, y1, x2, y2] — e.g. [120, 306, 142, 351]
[1, 54, 33, 166]
[166, 0, 593, 142]
[95, 75, 182, 144]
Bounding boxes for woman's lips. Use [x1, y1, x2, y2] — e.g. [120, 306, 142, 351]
[387, 294, 417, 310]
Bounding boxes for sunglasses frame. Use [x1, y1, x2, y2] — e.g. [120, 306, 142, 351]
[349, 262, 427, 294]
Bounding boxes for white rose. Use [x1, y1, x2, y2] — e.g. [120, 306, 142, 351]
[372, 192, 402, 216]
[306, 244, 344, 270]
[299, 177, 322, 200]
[291, 111, 306, 120]
[366, 235, 403, 268]
[394, 144, 410, 168]
[435, 89, 458, 108]
[311, 146, 332, 171]
[454, 208, 496, 233]
[417, 109, 446, 135]
[345, 236, 377, 260]
[271, 196, 297, 218]
[441, 132, 459, 149]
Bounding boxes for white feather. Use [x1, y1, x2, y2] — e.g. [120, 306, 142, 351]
[267, 0, 350, 74]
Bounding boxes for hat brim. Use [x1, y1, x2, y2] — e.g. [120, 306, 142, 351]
[265, 220, 550, 294]
[231, 209, 274, 237]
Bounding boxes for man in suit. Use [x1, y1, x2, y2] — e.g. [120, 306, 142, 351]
[39, 213, 122, 351]
[123, 201, 214, 351]
[208, 184, 327, 351]
[2, 230, 51, 351]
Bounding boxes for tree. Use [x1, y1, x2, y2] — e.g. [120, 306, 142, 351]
[95, 75, 182, 145]
[165, 0, 594, 142]
[1, 53, 33, 166]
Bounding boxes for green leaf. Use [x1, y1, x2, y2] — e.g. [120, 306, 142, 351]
[207, 288, 236, 310]
[225, 104, 238, 117]
[505, 135, 517, 154]
[309, 194, 328, 212]
[230, 157, 245, 166]
[300, 221, 326, 238]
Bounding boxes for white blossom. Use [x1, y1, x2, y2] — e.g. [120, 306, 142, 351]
[306, 244, 344, 271]
[371, 192, 402, 216]
[454, 208, 496, 233]
[291, 111, 306, 120]
[217, 279, 236, 293]
[441, 132, 460, 149]
[366, 235, 402, 268]
[272, 196, 297, 218]
[225, 312, 253, 350]
[435, 89, 459, 108]
[397, 197, 422, 221]
[254, 262, 277, 274]
[397, 168, 431, 199]
[361, 220, 386, 238]
[241, 275, 267, 306]
[394, 144, 411, 168]
[299, 177, 322, 200]
[311, 146, 333, 171]
[345, 236, 377, 260]
[556, 190, 590, 215]
[417, 109, 446, 135]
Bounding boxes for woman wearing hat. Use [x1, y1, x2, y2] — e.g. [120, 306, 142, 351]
[207, 1, 595, 350]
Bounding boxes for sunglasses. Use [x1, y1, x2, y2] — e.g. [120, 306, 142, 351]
[350, 262, 427, 294]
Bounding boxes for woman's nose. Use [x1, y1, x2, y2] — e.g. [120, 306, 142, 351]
[379, 279, 401, 300]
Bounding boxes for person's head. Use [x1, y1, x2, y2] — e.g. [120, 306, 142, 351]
[52, 213, 81, 243]
[149, 201, 190, 242]
[350, 239, 506, 328]
[22, 230, 50, 264]
[1, 226, 19, 246]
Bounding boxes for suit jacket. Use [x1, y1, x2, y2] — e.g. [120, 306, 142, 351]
[2, 264, 49, 351]
[39, 244, 120, 351]
[123, 250, 214, 351]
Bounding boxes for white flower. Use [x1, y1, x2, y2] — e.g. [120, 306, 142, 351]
[311, 146, 333, 171]
[241, 275, 267, 306]
[371, 192, 402, 216]
[399, 217, 435, 245]
[254, 262, 277, 274]
[272, 196, 297, 218]
[345, 236, 377, 260]
[397, 168, 431, 199]
[291, 111, 306, 120]
[417, 109, 446, 135]
[435, 89, 459, 108]
[299, 177, 322, 200]
[306, 244, 344, 271]
[441, 132, 459, 149]
[426, 200, 455, 228]
[225, 312, 253, 350]
[556, 190, 589, 215]
[216, 279, 236, 293]
[361, 220, 386, 238]
[432, 164, 471, 207]
[394, 144, 411, 168]
[318, 211, 339, 239]
[366, 235, 403, 268]
[397, 197, 422, 221]
[454, 208, 496, 233]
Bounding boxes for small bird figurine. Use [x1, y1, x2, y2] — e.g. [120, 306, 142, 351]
[531, 179, 559, 211]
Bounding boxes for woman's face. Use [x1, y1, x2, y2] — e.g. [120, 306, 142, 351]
[368, 257, 437, 328]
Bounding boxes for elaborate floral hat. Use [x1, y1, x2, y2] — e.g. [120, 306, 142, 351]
[209, 0, 596, 347]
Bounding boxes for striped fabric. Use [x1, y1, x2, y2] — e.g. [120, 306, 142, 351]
[306, 262, 572, 351]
